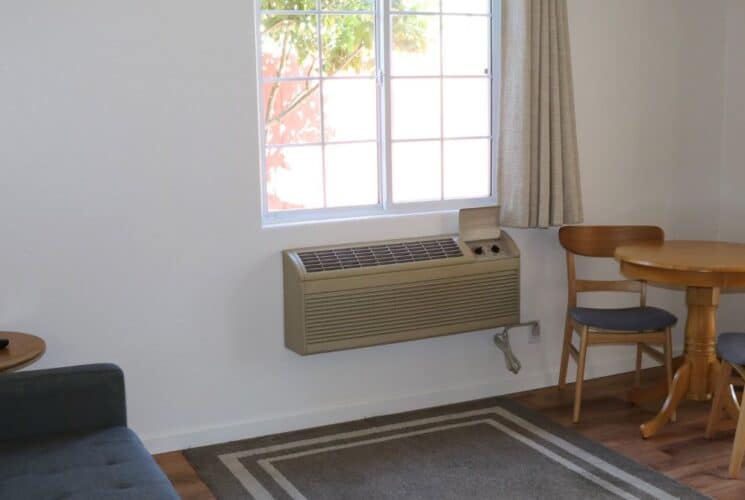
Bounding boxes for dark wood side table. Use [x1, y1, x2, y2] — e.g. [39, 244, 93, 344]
[0, 331, 46, 372]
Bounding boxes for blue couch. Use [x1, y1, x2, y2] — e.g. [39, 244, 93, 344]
[0, 364, 179, 500]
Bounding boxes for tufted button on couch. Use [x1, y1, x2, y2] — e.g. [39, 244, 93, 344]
[0, 364, 178, 500]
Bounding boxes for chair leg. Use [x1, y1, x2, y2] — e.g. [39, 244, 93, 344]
[663, 328, 673, 391]
[558, 312, 573, 389]
[573, 326, 589, 424]
[634, 343, 643, 387]
[706, 360, 732, 439]
[730, 370, 745, 479]
[662, 328, 676, 423]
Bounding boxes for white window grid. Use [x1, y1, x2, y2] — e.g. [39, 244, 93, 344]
[256, 0, 500, 225]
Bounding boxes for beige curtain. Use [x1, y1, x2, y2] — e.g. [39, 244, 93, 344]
[498, 0, 583, 228]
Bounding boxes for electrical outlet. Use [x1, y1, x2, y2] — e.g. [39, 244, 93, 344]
[528, 322, 541, 344]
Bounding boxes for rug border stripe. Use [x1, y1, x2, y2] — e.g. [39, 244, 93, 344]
[485, 419, 642, 500]
[494, 408, 676, 500]
[261, 419, 642, 500]
[218, 407, 677, 500]
[258, 459, 309, 500]
[219, 454, 274, 500]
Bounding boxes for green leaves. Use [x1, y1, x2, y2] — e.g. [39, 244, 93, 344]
[391, 15, 429, 53]
[321, 15, 375, 75]
[261, 0, 316, 10]
[261, 0, 374, 10]
[261, 13, 428, 78]
[261, 14, 319, 78]
[321, 0, 373, 9]
[391, 0, 439, 11]
[261, 2, 429, 138]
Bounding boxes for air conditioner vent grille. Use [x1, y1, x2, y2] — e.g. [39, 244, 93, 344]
[303, 270, 519, 344]
[298, 238, 463, 273]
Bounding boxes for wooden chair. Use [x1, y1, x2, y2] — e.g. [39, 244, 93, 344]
[558, 225, 676, 423]
[706, 333, 745, 478]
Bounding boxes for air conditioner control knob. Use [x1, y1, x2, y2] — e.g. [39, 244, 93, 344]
[491, 244, 500, 254]
[474, 246, 484, 255]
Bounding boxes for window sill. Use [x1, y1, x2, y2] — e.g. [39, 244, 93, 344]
[261, 198, 497, 229]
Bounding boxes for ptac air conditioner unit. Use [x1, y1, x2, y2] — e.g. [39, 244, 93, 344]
[282, 209, 520, 355]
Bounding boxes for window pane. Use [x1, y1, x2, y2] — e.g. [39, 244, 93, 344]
[443, 78, 489, 138]
[266, 146, 324, 211]
[323, 79, 377, 141]
[321, 0, 373, 10]
[443, 139, 490, 199]
[321, 15, 375, 76]
[261, 14, 319, 79]
[391, 78, 440, 140]
[391, 0, 440, 12]
[442, 15, 489, 75]
[441, 0, 490, 14]
[259, 0, 495, 218]
[261, 0, 316, 10]
[325, 143, 379, 207]
[391, 15, 440, 76]
[392, 141, 442, 203]
[263, 81, 322, 145]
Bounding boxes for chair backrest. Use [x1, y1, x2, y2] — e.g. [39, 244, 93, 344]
[559, 225, 664, 257]
[558, 225, 665, 308]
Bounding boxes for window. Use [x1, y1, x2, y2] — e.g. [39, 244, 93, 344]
[258, 0, 498, 223]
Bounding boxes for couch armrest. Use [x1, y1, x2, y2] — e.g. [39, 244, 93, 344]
[0, 363, 127, 442]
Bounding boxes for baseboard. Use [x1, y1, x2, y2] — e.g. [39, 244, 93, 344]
[142, 350, 681, 454]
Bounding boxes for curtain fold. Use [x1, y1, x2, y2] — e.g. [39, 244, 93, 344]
[498, 0, 583, 228]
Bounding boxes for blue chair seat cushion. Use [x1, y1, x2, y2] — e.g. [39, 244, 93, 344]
[717, 332, 745, 366]
[570, 306, 677, 332]
[0, 426, 178, 500]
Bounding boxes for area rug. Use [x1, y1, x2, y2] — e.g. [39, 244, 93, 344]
[185, 398, 707, 499]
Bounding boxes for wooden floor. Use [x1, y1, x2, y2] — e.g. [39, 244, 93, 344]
[155, 367, 745, 499]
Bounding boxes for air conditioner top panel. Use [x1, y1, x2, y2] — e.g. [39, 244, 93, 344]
[284, 233, 519, 281]
[298, 237, 463, 273]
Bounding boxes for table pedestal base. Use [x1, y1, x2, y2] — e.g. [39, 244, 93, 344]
[630, 287, 723, 438]
[633, 359, 741, 438]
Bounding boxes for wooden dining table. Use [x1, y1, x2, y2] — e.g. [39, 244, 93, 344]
[614, 241, 745, 438]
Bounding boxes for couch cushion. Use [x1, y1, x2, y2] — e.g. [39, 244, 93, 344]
[570, 306, 677, 332]
[0, 427, 178, 500]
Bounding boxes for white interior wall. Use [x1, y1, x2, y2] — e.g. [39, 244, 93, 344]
[0, 0, 730, 453]
[667, 1, 727, 241]
[717, 0, 745, 333]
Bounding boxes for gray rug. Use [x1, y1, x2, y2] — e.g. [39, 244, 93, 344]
[185, 398, 707, 499]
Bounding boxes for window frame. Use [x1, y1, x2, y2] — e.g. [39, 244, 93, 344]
[256, 0, 501, 225]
